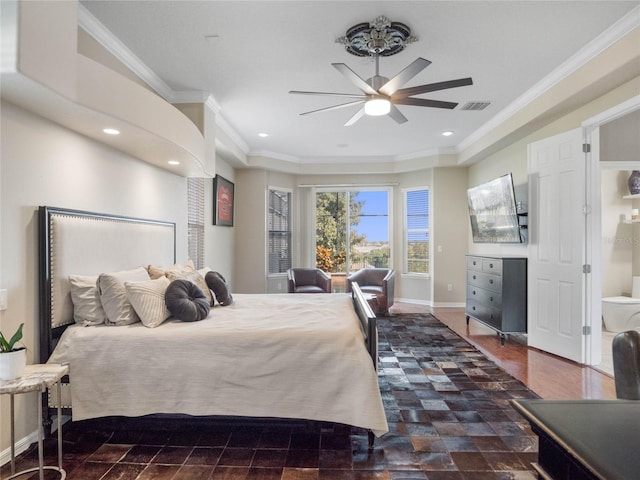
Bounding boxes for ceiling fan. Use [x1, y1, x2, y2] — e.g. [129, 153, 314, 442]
[289, 16, 473, 126]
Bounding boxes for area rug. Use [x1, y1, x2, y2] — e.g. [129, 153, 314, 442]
[2, 313, 540, 480]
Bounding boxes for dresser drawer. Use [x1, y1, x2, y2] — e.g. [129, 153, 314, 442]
[482, 258, 502, 274]
[467, 256, 484, 271]
[465, 299, 502, 329]
[467, 270, 502, 293]
[467, 285, 502, 310]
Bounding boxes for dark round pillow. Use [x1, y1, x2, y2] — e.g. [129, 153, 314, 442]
[164, 279, 210, 322]
[205, 271, 233, 306]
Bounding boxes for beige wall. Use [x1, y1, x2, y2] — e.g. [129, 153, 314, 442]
[0, 101, 188, 454]
[432, 168, 469, 306]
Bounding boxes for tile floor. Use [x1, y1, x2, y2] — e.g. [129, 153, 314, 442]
[1, 311, 540, 480]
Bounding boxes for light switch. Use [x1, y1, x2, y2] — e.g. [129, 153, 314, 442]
[0, 289, 7, 310]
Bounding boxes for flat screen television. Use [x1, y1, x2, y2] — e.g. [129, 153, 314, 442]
[467, 173, 522, 243]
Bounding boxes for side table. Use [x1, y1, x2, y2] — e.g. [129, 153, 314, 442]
[0, 363, 68, 479]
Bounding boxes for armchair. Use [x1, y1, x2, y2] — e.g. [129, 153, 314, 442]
[287, 268, 332, 293]
[346, 268, 395, 314]
[612, 329, 640, 399]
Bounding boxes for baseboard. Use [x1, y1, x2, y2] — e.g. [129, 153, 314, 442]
[395, 297, 431, 306]
[0, 429, 38, 467]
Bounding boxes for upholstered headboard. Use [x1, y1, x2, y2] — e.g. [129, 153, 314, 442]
[38, 206, 176, 362]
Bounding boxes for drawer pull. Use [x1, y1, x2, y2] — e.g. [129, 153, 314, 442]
[473, 275, 477, 280]
[489, 279, 493, 284]
[489, 263, 494, 269]
[472, 290, 476, 295]
[490, 297, 494, 302]
[472, 306, 476, 311]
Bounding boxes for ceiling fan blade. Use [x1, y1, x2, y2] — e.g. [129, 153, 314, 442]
[379, 57, 432, 96]
[387, 105, 408, 124]
[299, 100, 364, 116]
[289, 90, 366, 99]
[391, 77, 473, 99]
[393, 97, 458, 109]
[332, 63, 377, 95]
[344, 106, 366, 126]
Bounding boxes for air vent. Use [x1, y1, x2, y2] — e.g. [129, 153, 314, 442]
[459, 101, 491, 111]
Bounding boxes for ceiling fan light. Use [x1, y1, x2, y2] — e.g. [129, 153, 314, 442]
[365, 98, 391, 116]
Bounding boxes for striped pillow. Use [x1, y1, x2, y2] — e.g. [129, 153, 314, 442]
[125, 276, 171, 328]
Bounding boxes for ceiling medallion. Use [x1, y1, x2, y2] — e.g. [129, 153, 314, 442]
[336, 16, 418, 57]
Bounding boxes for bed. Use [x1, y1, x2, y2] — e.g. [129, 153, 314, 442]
[38, 206, 388, 444]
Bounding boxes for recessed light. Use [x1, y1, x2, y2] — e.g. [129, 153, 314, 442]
[441, 131, 454, 137]
[168, 160, 180, 165]
[103, 128, 120, 135]
[258, 132, 269, 138]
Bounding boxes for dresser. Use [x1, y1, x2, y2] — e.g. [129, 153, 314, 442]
[465, 255, 527, 343]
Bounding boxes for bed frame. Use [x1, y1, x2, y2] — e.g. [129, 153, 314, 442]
[38, 206, 379, 444]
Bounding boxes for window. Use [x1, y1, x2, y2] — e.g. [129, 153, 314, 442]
[405, 188, 429, 274]
[315, 189, 389, 275]
[268, 188, 291, 274]
[187, 177, 205, 269]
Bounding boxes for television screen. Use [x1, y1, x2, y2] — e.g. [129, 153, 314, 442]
[467, 173, 522, 243]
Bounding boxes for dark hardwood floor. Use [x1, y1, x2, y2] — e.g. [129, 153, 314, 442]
[414, 304, 616, 400]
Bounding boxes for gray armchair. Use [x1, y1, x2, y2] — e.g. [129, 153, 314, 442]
[346, 268, 395, 313]
[287, 268, 332, 293]
[612, 329, 640, 399]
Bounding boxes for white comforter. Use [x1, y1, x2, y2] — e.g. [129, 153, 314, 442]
[49, 293, 388, 436]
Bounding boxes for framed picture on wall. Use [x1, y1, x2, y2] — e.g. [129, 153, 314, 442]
[213, 175, 234, 226]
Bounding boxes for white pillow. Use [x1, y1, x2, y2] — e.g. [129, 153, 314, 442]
[98, 267, 150, 326]
[125, 276, 171, 328]
[69, 274, 106, 326]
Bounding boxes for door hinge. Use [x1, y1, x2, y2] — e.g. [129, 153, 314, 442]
[583, 143, 591, 153]
[583, 264, 591, 274]
[583, 326, 591, 335]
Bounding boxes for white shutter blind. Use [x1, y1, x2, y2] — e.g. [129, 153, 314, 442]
[268, 189, 291, 274]
[187, 177, 205, 269]
[406, 188, 429, 274]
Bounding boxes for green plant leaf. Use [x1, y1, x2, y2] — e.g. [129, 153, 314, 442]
[0, 323, 24, 352]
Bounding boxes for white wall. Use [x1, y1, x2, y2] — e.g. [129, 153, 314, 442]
[205, 158, 236, 287]
[0, 101, 188, 454]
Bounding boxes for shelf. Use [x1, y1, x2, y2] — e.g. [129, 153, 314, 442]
[622, 219, 640, 224]
[623, 194, 640, 199]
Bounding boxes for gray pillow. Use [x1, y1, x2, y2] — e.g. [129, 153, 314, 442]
[69, 274, 106, 326]
[205, 271, 233, 306]
[165, 279, 210, 322]
[98, 267, 150, 326]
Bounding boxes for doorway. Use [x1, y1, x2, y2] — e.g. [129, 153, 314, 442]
[591, 107, 640, 375]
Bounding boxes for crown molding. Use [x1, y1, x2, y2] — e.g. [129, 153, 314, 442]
[457, 5, 640, 154]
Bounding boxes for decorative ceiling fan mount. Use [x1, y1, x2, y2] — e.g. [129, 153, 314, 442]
[290, 16, 473, 126]
[336, 16, 417, 57]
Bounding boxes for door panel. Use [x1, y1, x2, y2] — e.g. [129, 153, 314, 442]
[528, 128, 586, 363]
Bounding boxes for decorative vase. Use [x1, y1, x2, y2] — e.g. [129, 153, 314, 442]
[0, 348, 27, 381]
[629, 171, 640, 195]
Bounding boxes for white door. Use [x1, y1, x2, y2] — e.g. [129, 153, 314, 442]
[528, 128, 587, 363]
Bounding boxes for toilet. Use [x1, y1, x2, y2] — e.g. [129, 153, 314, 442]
[602, 277, 640, 332]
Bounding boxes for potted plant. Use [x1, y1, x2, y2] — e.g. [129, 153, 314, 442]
[0, 323, 26, 381]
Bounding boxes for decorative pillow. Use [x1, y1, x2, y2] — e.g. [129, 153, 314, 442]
[165, 279, 210, 322]
[97, 267, 150, 326]
[205, 271, 234, 306]
[69, 274, 106, 326]
[166, 270, 214, 306]
[125, 276, 171, 328]
[147, 260, 196, 280]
